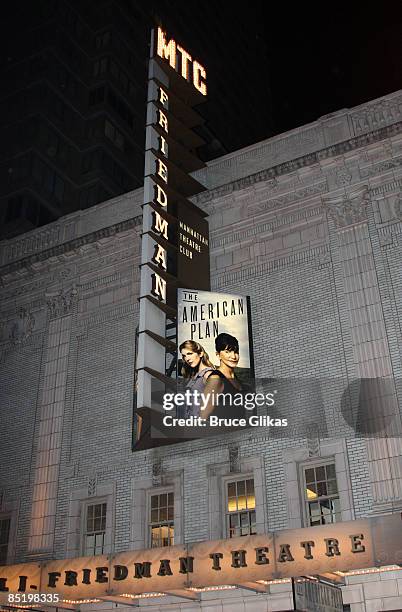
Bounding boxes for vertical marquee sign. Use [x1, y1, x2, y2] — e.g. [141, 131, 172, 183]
[134, 27, 210, 449]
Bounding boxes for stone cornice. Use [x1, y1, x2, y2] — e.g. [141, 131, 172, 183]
[193, 122, 402, 206]
[0, 217, 141, 278]
[1, 121, 401, 277]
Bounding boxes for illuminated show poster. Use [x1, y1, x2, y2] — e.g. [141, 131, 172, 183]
[177, 288, 254, 384]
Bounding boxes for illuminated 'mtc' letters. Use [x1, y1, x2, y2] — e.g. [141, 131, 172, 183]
[156, 27, 207, 96]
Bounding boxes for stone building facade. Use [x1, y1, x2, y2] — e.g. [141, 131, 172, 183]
[1, 90, 402, 611]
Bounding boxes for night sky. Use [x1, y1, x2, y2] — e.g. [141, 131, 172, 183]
[162, 1, 402, 154]
[258, 2, 402, 136]
[2, 1, 401, 156]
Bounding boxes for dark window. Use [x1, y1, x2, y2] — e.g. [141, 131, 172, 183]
[107, 89, 133, 127]
[30, 53, 47, 73]
[104, 120, 124, 151]
[89, 86, 105, 106]
[101, 153, 130, 188]
[5, 197, 23, 223]
[32, 157, 65, 202]
[95, 31, 111, 49]
[82, 150, 100, 173]
[38, 204, 56, 226]
[5, 195, 53, 228]
[0, 518, 11, 564]
[9, 154, 30, 181]
[80, 184, 102, 208]
[108, 60, 136, 98]
[93, 57, 108, 77]
[53, 96, 66, 120]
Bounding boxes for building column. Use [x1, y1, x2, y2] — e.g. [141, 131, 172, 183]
[28, 287, 77, 553]
[324, 185, 402, 513]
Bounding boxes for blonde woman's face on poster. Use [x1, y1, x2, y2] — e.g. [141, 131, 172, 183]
[181, 349, 202, 369]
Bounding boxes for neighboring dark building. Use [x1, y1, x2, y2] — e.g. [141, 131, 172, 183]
[0, 0, 273, 238]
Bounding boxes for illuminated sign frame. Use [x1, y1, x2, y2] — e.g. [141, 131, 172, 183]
[133, 26, 210, 449]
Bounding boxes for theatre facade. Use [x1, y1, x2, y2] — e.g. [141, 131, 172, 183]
[1, 89, 402, 611]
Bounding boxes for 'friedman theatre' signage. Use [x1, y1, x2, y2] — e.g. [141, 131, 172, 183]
[1, 516, 401, 601]
[134, 27, 210, 447]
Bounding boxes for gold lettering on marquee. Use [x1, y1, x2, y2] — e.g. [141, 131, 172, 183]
[193, 60, 207, 96]
[114, 565, 128, 581]
[153, 244, 167, 270]
[157, 559, 173, 577]
[156, 159, 168, 183]
[350, 534, 365, 553]
[134, 562, 151, 579]
[158, 109, 168, 133]
[277, 544, 294, 563]
[177, 44, 192, 80]
[231, 550, 247, 568]
[255, 547, 269, 565]
[157, 28, 176, 69]
[300, 541, 315, 560]
[209, 552, 223, 571]
[152, 211, 169, 239]
[179, 557, 194, 574]
[151, 273, 166, 301]
[324, 538, 341, 557]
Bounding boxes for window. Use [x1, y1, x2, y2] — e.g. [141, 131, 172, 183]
[89, 86, 105, 106]
[82, 150, 100, 174]
[101, 153, 131, 189]
[5, 195, 54, 227]
[84, 502, 107, 556]
[107, 89, 133, 127]
[32, 156, 65, 202]
[226, 478, 256, 538]
[149, 492, 174, 547]
[93, 57, 108, 77]
[0, 518, 10, 565]
[79, 184, 110, 208]
[303, 463, 340, 526]
[108, 60, 136, 98]
[5, 196, 23, 223]
[104, 120, 124, 151]
[95, 31, 111, 49]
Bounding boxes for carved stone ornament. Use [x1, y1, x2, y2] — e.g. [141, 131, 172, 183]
[9, 308, 35, 344]
[152, 458, 163, 486]
[393, 193, 402, 220]
[335, 169, 352, 186]
[46, 285, 78, 319]
[322, 186, 370, 228]
[87, 474, 97, 497]
[229, 444, 240, 473]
